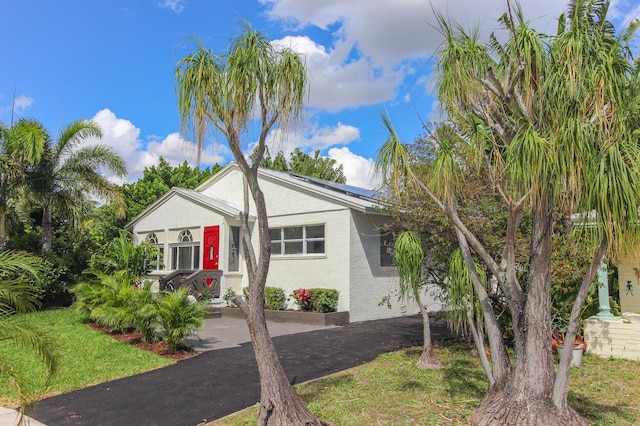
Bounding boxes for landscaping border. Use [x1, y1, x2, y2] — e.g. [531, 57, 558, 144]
[220, 307, 350, 326]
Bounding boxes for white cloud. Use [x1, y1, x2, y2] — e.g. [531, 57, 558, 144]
[610, 0, 640, 25]
[273, 35, 399, 111]
[13, 95, 35, 113]
[306, 121, 360, 149]
[249, 121, 361, 160]
[158, 0, 186, 13]
[263, 0, 565, 67]
[264, 1, 567, 112]
[328, 146, 380, 189]
[88, 109, 225, 184]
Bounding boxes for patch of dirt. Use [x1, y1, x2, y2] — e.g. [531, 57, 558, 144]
[88, 322, 197, 360]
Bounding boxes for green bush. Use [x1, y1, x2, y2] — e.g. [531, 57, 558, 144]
[241, 286, 287, 310]
[223, 288, 237, 307]
[34, 255, 70, 308]
[72, 270, 139, 332]
[157, 288, 207, 353]
[291, 288, 338, 313]
[264, 287, 286, 310]
[309, 288, 338, 313]
[128, 282, 159, 342]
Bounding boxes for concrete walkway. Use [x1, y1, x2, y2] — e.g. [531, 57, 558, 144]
[21, 315, 448, 426]
[0, 407, 46, 426]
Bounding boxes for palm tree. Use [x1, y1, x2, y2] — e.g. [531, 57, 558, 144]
[0, 250, 60, 418]
[176, 24, 328, 425]
[376, 2, 640, 424]
[27, 120, 126, 251]
[0, 119, 48, 251]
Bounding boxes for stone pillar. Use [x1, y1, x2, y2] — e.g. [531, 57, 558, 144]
[590, 261, 620, 321]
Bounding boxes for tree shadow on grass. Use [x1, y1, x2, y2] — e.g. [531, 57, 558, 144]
[570, 392, 638, 424]
[298, 374, 356, 405]
[439, 343, 488, 401]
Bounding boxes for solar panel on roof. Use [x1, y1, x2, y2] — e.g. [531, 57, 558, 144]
[288, 173, 382, 202]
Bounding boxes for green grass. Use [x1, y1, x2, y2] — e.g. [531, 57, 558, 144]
[215, 342, 640, 426]
[0, 308, 173, 407]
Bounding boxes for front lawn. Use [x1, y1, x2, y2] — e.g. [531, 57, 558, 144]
[0, 308, 173, 407]
[215, 342, 640, 425]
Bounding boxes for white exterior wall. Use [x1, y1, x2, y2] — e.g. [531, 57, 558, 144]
[198, 168, 246, 212]
[617, 254, 640, 314]
[132, 193, 230, 284]
[347, 211, 421, 322]
[266, 209, 351, 312]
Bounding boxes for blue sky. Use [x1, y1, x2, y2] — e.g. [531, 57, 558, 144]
[2, 1, 639, 188]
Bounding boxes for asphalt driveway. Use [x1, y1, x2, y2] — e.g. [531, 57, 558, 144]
[28, 315, 450, 426]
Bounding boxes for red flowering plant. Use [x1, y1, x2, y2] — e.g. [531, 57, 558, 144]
[292, 288, 312, 311]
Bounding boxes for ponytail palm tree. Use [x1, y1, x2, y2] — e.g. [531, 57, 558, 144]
[176, 25, 327, 425]
[377, 2, 640, 424]
[28, 120, 126, 251]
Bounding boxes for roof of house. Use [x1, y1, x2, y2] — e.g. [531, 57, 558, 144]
[127, 163, 389, 230]
[196, 163, 388, 215]
[125, 185, 251, 230]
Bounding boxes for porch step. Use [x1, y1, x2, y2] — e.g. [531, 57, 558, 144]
[206, 306, 222, 318]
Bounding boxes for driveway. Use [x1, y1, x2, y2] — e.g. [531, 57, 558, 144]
[29, 315, 450, 426]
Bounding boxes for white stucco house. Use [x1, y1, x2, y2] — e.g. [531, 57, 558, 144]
[126, 163, 436, 323]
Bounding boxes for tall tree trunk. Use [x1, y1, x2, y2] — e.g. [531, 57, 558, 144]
[42, 204, 53, 252]
[236, 170, 329, 426]
[552, 238, 607, 408]
[414, 292, 442, 369]
[0, 197, 6, 252]
[455, 228, 510, 390]
[471, 195, 587, 426]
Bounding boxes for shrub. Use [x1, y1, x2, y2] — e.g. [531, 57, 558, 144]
[291, 288, 312, 311]
[264, 287, 286, 310]
[128, 282, 159, 342]
[72, 270, 139, 332]
[309, 288, 339, 313]
[291, 288, 338, 313]
[156, 288, 207, 353]
[34, 255, 70, 308]
[241, 286, 287, 310]
[223, 288, 237, 307]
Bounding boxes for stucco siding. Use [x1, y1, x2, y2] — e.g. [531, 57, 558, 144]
[134, 194, 225, 234]
[264, 210, 351, 312]
[200, 168, 356, 218]
[617, 254, 640, 313]
[348, 211, 421, 322]
[132, 193, 230, 275]
[197, 168, 246, 211]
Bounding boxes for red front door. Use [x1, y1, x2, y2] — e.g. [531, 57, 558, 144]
[203, 226, 220, 270]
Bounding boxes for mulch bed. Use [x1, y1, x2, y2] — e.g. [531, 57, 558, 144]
[88, 322, 198, 360]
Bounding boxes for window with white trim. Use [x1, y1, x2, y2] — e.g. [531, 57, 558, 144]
[270, 225, 325, 256]
[145, 233, 164, 271]
[228, 226, 240, 272]
[170, 230, 200, 270]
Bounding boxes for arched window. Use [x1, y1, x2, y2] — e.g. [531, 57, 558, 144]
[178, 230, 193, 243]
[144, 233, 163, 271]
[171, 229, 199, 270]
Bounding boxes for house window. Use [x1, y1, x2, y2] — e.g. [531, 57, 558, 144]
[380, 232, 396, 267]
[228, 226, 240, 272]
[270, 225, 325, 256]
[145, 233, 164, 271]
[170, 230, 200, 270]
